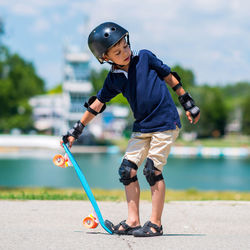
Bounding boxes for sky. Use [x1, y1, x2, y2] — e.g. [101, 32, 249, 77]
[0, 0, 249, 89]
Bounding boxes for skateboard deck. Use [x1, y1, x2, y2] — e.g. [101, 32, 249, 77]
[60, 143, 113, 234]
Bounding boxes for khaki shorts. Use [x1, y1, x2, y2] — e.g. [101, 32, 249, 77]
[124, 126, 179, 171]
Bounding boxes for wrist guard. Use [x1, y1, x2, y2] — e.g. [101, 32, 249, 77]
[178, 92, 200, 118]
[84, 96, 106, 116]
[171, 71, 182, 91]
[62, 120, 85, 143]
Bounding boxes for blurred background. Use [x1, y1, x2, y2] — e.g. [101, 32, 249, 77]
[0, 0, 249, 192]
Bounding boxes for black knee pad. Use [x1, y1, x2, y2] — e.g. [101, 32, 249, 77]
[118, 159, 138, 186]
[143, 158, 164, 186]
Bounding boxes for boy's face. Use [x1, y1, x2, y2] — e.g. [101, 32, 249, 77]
[104, 38, 131, 67]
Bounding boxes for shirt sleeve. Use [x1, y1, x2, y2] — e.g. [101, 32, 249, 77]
[96, 73, 120, 103]
[146, 50, 171, 79]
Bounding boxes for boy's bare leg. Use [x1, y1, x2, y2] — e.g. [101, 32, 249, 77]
[125, 180, 141, 225]
[118, 169, 141, 230]
[150, 171, 165, 232]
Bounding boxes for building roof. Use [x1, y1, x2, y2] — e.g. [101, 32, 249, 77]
[64, 52, 90, 62]
[63, 81, 93, 93]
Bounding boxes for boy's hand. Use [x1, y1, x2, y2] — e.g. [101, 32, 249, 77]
[186, 111, 200, 124]
[60, 136, 75, 148]
[60, 120, 85, 148]
[178, 92, 200, 125]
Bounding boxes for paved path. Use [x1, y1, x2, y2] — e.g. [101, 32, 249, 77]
[0, 200, 249, 250]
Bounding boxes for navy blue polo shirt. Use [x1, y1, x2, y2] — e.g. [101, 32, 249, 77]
[97, 49, 181, 133]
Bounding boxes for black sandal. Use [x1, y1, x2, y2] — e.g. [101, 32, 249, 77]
[133, 221, 163, 237]
[107, 220, 141, 235]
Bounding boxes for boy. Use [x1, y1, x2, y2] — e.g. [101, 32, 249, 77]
[61, 22, 200, 237]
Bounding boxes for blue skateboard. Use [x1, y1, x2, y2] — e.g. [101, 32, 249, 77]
[60, 143, 114, 234]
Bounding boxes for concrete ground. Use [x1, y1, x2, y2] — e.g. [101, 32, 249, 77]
[0, 200, 249, 250]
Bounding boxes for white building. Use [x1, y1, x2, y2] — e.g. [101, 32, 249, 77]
[29, 94, 63, 135]
[30, 47, 129, 139]
[30, 48, 93, 136]
[61, 49, 93, 133]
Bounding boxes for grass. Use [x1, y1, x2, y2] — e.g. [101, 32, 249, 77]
[0, 187, 250, 201]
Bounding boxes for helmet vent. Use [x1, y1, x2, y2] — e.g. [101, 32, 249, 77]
[104, 33, 109, 38]
[111, 27, 116, 31]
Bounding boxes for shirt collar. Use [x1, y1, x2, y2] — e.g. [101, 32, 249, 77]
[111, 67, 128, 78]
[110, 50, 139, 79]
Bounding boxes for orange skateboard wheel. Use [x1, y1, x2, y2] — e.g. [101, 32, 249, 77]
[53, 154, 66, 168]
[83, 214, 99, 229]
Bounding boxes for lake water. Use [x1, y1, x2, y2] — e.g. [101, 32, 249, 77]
[0, 151, 249, 191]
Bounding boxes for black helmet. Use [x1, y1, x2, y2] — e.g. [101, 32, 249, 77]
[88, 22, 129, 64]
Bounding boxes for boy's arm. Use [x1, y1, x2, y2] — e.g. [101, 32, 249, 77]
[164, 73, 186, 96]
[164, 73, 200, 124]
[60, 99, 105, 148]
[80, 98, 105, 125]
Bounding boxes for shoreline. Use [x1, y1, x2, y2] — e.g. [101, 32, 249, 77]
[0, 134, 249, 158]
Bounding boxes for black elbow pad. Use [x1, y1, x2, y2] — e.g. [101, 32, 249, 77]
[84, 96, 106, 115]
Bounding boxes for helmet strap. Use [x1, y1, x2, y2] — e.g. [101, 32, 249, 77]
[106, 61, 126, 68]
[126, 34, 130, 47]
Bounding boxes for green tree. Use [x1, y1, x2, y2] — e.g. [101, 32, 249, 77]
[222, 82, 250, 111]
[222, 82, 250, 99]
[220, 82, 250, 133]
[241, 95, 250, 135]
[183, 86, 228, 137]
[171, 65, 195, 88]
[0, 48, 45, 132]
[47, 83, 62, 94]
